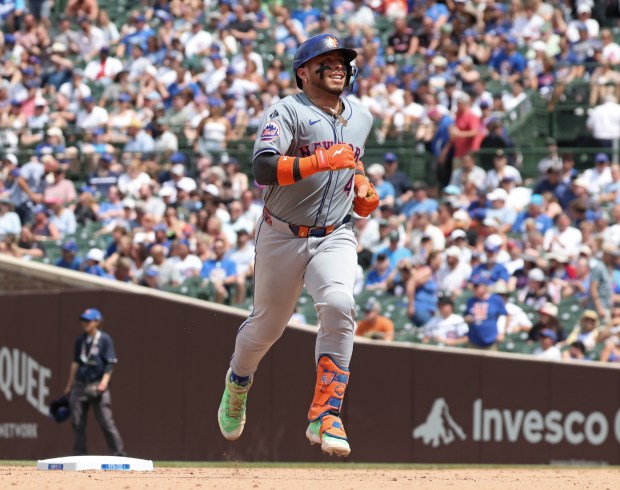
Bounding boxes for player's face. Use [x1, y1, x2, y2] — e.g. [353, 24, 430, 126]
[303, 53, 347, 95]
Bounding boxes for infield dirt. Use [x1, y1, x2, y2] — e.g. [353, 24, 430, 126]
[2, 465, 618, 489]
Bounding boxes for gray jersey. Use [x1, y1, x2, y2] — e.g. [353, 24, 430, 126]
[253, 93, 373, 226]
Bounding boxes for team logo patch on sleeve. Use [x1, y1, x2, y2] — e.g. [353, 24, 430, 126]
[260, 121, 281, 142]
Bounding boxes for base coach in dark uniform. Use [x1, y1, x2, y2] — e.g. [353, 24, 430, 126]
[64, 308, 125, 456]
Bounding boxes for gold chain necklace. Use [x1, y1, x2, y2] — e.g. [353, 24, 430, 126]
[306, 94, 348, 126]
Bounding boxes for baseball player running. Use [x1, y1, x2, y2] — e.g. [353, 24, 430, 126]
[217, 34, 378, 457]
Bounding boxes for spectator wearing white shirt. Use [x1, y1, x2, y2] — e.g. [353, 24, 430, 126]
[407, 211, 445, 253]
[485, 149, 522, 190]
[117, 160, 152, 198]
[76, 16, 106, 61]
[153, 118, 179, 154]
[137, 184, 165, 220]
[225, 200, 255, 236]
[76, 96, 109, 129]
[421, 296, 469, 346]
[182, 20, 213, 59]
[581, 153, 613, 195]
[0, 198, 21, 240]
[493, 282, 532, 335]
[84, 46, 124, 84]
[601, 28, 620, 65]
[97, 10, 120, 46]
[161, 163, 197, 203]
[349, 0, 375, 27]
[59, 69, 92, 112]
[436, 246, 471, 298]
[231, 39, 264, 77]
[126, 44, 154, 82]
[586, 95, 620, 147]
[501, 79, 527, 112]
[566, 4, 599, 43]
[601, 204, 620, 245]
[397, 88, 424, 126]
[225, 67, 259, 99]
[171, 239, 203, 279]
[533, 329, 562, 360]
[543, 212, 582, 259]
[513, 4, 545, 41]
[201, 53, 228, 95]
[347, 79, 383, 119]
[449, 153, 487, 191]
[449, 228, 472, 264]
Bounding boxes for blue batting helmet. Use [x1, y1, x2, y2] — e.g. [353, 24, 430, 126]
[293, 34, 358, 90]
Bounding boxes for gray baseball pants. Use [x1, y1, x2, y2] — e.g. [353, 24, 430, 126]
[230, 216, 358, 377]
[70, 381, 125, 456]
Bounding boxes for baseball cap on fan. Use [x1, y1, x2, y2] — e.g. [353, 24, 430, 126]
[445, 246, 461, 258]
[86, 248, 104, 262]
[540, 329, 558, 343]
[80, 308, 102, 322]
[484, 233, 503, 252]
[450, 229, 467, 241]
[366, 163, 385, 176]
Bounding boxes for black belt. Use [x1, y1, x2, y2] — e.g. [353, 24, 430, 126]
[263, 208, 351, 238]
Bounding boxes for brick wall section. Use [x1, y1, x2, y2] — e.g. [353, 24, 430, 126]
[0, 269, 80, 292]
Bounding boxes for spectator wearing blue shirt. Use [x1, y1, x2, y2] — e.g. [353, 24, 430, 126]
[56, 240, 82, 271]
[87, 154, 119, 196]
[366, 163, 396, 207]
[469, 234, 509, 286]
[511, 194, 553, 235]
[375, 230, 412, 269]
[401, 182, 439, 218]
[490, 36, 526, 83]
[120, 15, 154, 54]
[464, 277, 507, 349]
[365, 253, 393, 291]
[201, 238, 238, 304]
[485, 188, 517, 233]
[428, 108, 454, 187]
[123, 119, 155, 156]
[97, 186, 124, 225]
[35, 127, 65, 157]
[383, 152, 413, 201]
[292, 0, 321, 32]
[81, 248, 113, 278]
[533, 163, 569, 200]
[425, 1, 449, 25]
[408, 251, 442, 327]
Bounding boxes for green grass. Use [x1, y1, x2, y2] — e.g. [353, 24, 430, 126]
[0, 461, 33, 466]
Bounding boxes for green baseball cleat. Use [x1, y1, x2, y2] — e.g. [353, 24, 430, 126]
[218, 368, 253, 441]
[305, 418, 351, 457]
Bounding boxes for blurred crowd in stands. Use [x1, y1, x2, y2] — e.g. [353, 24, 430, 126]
[0, 0, 620, 362]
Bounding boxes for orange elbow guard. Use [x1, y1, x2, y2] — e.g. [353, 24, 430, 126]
[276, 155, 298, 185]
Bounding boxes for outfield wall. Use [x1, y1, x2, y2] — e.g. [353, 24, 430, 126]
[0, 257, 619, 464]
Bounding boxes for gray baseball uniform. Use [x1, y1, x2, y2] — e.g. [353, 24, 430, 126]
[229, 93, 373, 377]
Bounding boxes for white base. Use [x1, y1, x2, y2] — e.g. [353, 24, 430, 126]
[37, 455, 153, 471]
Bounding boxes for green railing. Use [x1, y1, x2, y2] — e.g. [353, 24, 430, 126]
[6, 120, 616, 186]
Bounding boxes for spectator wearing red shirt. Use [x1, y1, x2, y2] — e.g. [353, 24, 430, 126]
[450, 93, 482, 163]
